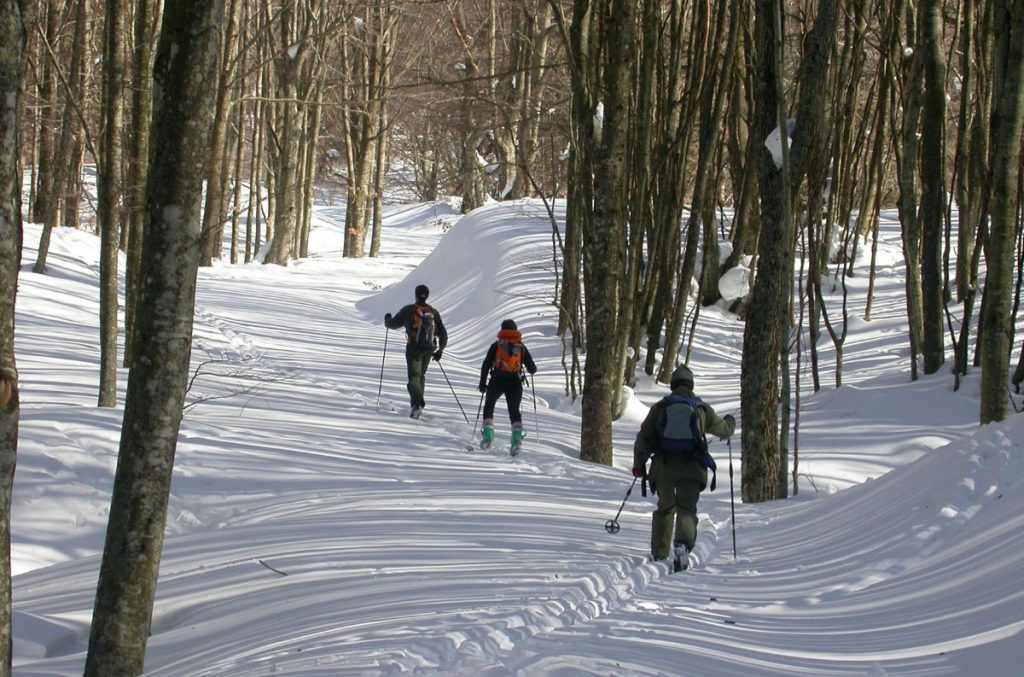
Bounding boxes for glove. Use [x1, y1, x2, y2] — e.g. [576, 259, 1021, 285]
[632, 466, 645, 479]
[384, 312, 392, 325]
[478, 382, 487, 393]
[432, 350, 443, 362]
[724, 414, 736, 428]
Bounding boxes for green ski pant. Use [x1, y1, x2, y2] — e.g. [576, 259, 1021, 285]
[649, 454, 708, 559]
[405, 346, 433, 409]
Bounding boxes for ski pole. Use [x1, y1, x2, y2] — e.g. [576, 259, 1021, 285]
[605, 475, 638, 535]
[435, 359, 469, 423]
[376, 326, 389, 410]
[530, 375, 539, 443]
[472, 390, 484, 437]
[728, 434, 737, 559]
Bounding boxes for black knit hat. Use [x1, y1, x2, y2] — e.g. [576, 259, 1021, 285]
[500, 319, 517, 331]
[670, 364, 694, 389]
[414, 284, 429, 302]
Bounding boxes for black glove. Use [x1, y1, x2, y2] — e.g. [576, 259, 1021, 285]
[724, 414, 736, 428]
[432, 350, 443, 362]
[632, 466, 646, 479]
[384, 312, 392, 325]
[478, 382, 487, 393]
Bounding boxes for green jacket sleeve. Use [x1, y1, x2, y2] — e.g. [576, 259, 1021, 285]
[700, 404, 735, 439]
[632, 403, 664, 469]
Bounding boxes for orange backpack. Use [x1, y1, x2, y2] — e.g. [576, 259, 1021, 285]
[493, 329, 523, 374]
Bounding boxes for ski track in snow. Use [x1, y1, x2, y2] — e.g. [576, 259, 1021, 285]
[186, 293, 732, 674]
[12, 203, 1024, 676]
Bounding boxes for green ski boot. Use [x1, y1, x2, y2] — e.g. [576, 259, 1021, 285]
[480, 426, 494, 449]
[510, 428, 525, 456]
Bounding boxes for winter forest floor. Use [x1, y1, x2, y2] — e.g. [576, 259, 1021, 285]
[10, 198, 1024, 675]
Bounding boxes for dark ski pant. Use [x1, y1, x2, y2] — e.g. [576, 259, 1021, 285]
[483, 374, 524, 426]
[649, 453, 708, 559]
[405, 346, 433, 409]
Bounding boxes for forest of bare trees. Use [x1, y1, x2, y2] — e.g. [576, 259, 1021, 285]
[1, 0, 1023, 672]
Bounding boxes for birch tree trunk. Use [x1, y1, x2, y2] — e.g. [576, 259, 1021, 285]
[84, 0, 224, 672]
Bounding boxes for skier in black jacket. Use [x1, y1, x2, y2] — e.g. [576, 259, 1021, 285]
[478, 319, 537, 451]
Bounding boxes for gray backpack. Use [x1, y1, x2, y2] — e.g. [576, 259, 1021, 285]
[412, 305, 436, 351]
[660, 394, 717, 490]
[661, 395, 705, 454]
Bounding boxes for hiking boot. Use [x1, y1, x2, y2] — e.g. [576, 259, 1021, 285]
[480, 426, 494, 449]
[672, 543, 690, 572]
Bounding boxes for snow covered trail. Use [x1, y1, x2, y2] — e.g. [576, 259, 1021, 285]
[12, 201, 1024, 675]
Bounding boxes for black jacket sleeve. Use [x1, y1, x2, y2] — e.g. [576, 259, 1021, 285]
[479, 342, 498, 386]
[432, 307, 448, 351]
[385, 304, 412, 332]
[522, 345, 537, 375]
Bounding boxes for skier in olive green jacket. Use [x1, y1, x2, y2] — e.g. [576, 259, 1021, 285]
[632, 364, 735, 570]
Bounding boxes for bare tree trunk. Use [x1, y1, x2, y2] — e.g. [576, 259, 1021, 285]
[0, 3, 29, 671]
[297, 85, 321, 259]
[742, 0, 790, 504]
[369, 103, 389, 258]
[894, 0, 925, 381]
[980, 0, 1024, 423]
[200, 0, 242, 265]
[97, 0, 126, 408]
[124, 0, 160, 368]
[919, 0, 948, 375]
[31, 0, 58, 224]
[577, 0, 635, 466]
[264, 0, 303, 265]
[84, 0, 224, 672]
[742, 0, 837, 503]
[33, 0, 87, 274]
[229, 62, 246, 264]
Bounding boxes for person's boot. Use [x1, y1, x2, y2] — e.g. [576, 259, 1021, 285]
[480, 426, 494, 449]
[672, 542, 690, 573]
[510, 427, 525, 456]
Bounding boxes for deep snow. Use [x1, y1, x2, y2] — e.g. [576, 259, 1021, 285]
[10, 198, 1024, 675]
